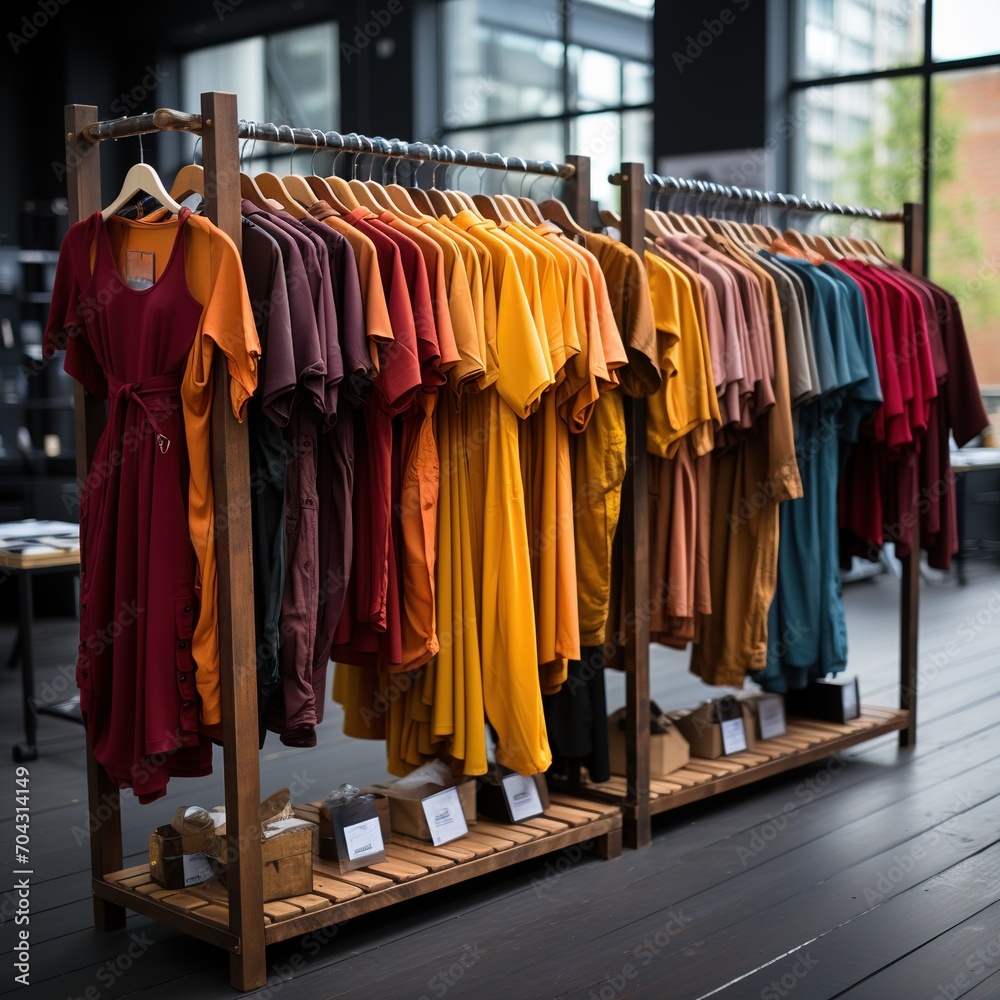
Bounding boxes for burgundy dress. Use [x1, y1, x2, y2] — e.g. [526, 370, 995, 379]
[45, 209, 213, 802]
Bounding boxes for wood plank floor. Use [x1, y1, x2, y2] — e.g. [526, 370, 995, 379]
[2, 556, 1000, 999]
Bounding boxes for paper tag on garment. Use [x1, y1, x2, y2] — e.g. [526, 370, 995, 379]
[757, 697, 787, 740]
[181, 852, 213, 886]
[720, 717, 748, 755]
[343, 817, 385, 862]
[841, 678, 859, 720]
[125, 250, 155, 289]
[501, 774, 545, 822]
[421, 787, 468, 846]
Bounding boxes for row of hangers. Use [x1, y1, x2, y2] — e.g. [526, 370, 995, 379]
[101, 126, 590, 238]
[601, 176, 894, 266]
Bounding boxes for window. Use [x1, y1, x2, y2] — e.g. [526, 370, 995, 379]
[181, 22, 339, 172]
[789, 0, 1000, 386]
[438, 0, 653, 208]
[932, 0, 1000, 60]
[930, 67, 1000, 384]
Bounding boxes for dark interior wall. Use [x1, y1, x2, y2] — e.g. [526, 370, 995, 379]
[2, 0, 420, 242]
[653, 0, 769, 161]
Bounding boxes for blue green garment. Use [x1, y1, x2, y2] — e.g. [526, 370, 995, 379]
[753, 255, 881, 692]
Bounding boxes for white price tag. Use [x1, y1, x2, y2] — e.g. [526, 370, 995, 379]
[343, 817, 385, 861]
[421, 787, 468, 846]
[842, 679, 859, 720]
[720, 717, 748, 755]
[757, 697, 787, 740]
[181, 853, 214, 886]
[501, 774, 545, 822]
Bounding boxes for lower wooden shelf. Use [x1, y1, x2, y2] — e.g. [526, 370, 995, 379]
[581, 706, 909, 818]
[93, 794, 621, 952]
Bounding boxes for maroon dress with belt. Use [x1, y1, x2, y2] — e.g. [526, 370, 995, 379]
[44, 208, 213, 802]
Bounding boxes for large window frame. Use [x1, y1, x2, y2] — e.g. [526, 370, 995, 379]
[787, 0, 1000, 266]
[433, 0, 653, 203]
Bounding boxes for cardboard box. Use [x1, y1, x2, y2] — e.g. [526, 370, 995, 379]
[608, 707, 691, 777]
[740, 693, 787, 741]
[219, 819, 314, 903]
[786, 676, 860, 723]
[674, 699, 755, 759]
[365, 778, 477, 842]
[149, 824, 215, 889]
[476, 768, 550, 823]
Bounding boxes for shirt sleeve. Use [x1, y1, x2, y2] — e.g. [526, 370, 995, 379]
[43, 215, 107, 398]
[199, 226, 261, 420]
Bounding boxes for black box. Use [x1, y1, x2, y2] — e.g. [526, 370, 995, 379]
[786, 676, 860, 723]
[476, 767, 549, 824]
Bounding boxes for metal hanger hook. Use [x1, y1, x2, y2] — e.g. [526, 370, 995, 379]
[310, 129, 327, 174]
[285, 125, 299, 174]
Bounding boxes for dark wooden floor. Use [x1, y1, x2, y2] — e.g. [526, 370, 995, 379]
[3, 556, 1000, 999]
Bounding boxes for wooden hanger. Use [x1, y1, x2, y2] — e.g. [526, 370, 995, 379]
[539, 197, 591, 238]
[169, 137, 204, 201]
[234, 124, 277, 210]
[296, 133, 353, 214]
[256, 170, 308, 218]
[599, 208, 621, 228]
[645, 208, 675, 240]
[277, 129, 341, 213]
[103, 161, 184, 221]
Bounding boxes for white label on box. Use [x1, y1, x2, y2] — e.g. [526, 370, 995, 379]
[720, 717, 748, 755]
[343, 817, 385, 861]
[842, 679, 859, 720]
[181, 853, 213, 886]
[757, 698, 787, 740]
[421, 787, 468, 846]
[501, 774, 545, 822]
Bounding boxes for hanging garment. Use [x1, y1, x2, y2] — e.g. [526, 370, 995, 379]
[43, 208, 259, 801]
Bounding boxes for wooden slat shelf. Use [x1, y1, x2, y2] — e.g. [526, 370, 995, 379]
[93, 795, 621, 952]
[576, 707, 908, 818]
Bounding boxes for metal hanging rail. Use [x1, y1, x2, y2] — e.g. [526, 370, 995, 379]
[608, 170, 904, 223]
[78, 107, 574, 178]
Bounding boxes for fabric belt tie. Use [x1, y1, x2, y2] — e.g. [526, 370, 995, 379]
[107, 373, 182, 454]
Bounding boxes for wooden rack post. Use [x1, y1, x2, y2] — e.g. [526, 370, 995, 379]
[899, 201, 924, 749]
[200, 91, 267, 990]
[65, 103, 127, 935]
[596, 166, 918, 850]
[67, 103, 621, 991]
[618, 162, 652, 850]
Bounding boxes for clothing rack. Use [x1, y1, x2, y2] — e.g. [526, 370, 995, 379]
[601, 164, 921, 849]
[65, 93, 616, 992]
[628, 172, 905, 223]
[79, 107, 575, 179]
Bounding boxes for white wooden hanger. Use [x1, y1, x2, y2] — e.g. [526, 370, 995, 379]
[102, 134, 183, 220]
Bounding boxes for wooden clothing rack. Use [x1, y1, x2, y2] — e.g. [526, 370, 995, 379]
[592, 164, 922, 849]
[65, 92, 619, 992]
